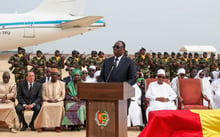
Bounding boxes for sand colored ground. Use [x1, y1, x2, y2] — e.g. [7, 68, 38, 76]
[0, 55, 141, 137]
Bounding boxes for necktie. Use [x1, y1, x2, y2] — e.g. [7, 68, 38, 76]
[29, 83, 33, 92]
[114, 57, 119, 68]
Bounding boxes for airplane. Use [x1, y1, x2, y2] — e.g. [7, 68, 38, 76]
[0, 0, 105, 51]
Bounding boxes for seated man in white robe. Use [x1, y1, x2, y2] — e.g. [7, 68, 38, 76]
[127, 83, 143, 128]
[34, 68, 65, 132]
[0, 72, 17, 133]
[146, 69, 177, 121]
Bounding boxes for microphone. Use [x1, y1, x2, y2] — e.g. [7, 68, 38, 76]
[106, 60, 116, 82]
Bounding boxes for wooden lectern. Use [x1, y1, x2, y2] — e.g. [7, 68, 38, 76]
[78, 82, 135, 137]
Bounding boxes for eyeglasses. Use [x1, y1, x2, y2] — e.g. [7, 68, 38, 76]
[158, 76, 165, 79]
[112, 45, 122, 49]
[199, 73, 204, 76]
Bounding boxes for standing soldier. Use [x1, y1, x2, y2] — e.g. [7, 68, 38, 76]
[169, 52, 177, 80]
[209, 53, 217, 72]
[180, 52, 191, 77]
[149, 52, 157, 78]
[199, 52, 210, 73]
[65, 50, 83, 70]
[136, 48, 152, 78]
[8, 47, 28, 84]
[191, 52, 200, 70]
[161, 52, 171, 79]
[86, 51, 98, 68]
[46, 50, 65, 78]
[30, 50, 46, 81]
[173, 53, 183, 77]
[96, 51, 105, 70]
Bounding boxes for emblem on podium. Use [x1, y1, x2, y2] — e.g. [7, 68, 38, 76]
[95, 110, 110, 128]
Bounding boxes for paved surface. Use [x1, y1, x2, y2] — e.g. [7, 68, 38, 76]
[0, 128, 141, 137]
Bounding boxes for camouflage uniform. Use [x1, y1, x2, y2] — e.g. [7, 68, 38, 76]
[180, 58, 191, 77]
[86, 56, 98, 68]
[149, 56, 157, 78]
[65, 56, 83, 70]
[30, 56, 46, 80]
[161, 57, 171, 78]
[8, 54, 27, 84]
[199, 57, 210, 72]
[96, 57, 104, 70]
[136, 54, 151, 78]
[47, 56, 65, 76]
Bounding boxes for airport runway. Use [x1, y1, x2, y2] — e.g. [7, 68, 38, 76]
[0, 58, 142, 137]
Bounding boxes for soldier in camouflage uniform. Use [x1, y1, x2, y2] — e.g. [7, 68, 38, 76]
[172, 53, 183, 79]
[65, 50, 83, 70]
[180, 52, 191, 77]
[8, 47, 28, 84]
[169, 52, 177, 80]
[161, 52, 171, 79]
[199, 52, 210, 73]
[96, 51, 105, 70]
[136, 48, 152, 78]
[149, 52, 157, 78]
[209, 53, 218, 72]
[46, 50, 65, 78]
[30, 50, 46, 81]
[85, 51, 98, 68]
[191, 52, 200, 71]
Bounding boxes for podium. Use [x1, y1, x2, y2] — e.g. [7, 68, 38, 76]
[78, 82, 135, 137]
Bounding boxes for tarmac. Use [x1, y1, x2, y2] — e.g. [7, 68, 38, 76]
[0, 58, 142, 137]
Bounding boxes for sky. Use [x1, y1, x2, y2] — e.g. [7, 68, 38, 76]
[1, 0, 220, 54]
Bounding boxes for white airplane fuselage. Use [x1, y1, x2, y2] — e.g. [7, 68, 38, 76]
[0, 12, 104, 51]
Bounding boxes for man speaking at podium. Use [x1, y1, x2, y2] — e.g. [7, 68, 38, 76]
[99, 40, 137, 114]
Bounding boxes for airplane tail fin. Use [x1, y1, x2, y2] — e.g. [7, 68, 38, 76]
[30, 0, 85, 16]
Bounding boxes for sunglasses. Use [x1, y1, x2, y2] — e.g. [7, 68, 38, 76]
[112, 45, 122, 49]
[82, 72, 88, 74]
[199, 73, 204, 76]
[158, 76, 165, 79]
[180, 74, 185, 77]
[89, 69, 95, 72]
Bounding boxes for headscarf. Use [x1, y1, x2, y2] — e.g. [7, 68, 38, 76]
[67, 68, 83, 97]
[194, 69, 204, 79]
[210, 71, 219, 83]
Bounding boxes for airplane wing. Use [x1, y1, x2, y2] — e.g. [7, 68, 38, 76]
[59, 16, 103, 29]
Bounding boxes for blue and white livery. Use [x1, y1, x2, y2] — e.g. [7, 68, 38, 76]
[0, 0, 105, 51]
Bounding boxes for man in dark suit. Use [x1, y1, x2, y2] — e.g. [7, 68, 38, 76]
[99, 40, 137, 114]
[38, 68, 51, 84]
[16, 71, 42, 131]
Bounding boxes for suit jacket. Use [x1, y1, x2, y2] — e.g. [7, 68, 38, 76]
[17, 80, 42, 105]
[99, 56, 137, 85]
[62, 76, 72, 85]
[38, 77, 50, 84]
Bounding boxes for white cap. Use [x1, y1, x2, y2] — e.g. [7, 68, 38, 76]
[89, 65, 96, 70]
[177, 68, 186, 75]
[81, 68, 88, 72]
[157, 69, 165, 76]
[94, 70, 101, 77]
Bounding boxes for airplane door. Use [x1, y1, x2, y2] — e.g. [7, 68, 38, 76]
[24, 18, 35, 38]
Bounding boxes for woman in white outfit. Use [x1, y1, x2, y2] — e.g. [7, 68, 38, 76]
[211, 72, 220, 108]
[194, 69, 214, 108]
[127, 83, 143, 128]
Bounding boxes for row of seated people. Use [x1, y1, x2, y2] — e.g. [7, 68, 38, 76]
[144, 68, 220, 124]
[0, 68, 86, 133]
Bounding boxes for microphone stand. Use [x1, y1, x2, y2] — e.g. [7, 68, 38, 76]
[106, 61, 116, 82]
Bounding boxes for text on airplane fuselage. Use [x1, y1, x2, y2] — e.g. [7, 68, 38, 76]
[0, 31, 11, 35]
